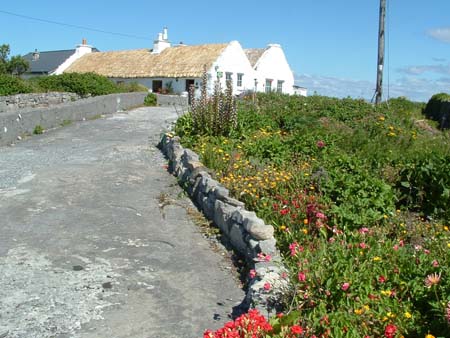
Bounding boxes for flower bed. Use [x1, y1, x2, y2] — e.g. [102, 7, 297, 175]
[175, 93, 450, 337]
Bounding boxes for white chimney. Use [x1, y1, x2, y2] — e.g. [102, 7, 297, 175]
[76, 38, 93, 56]
[152, 27, 171, 54]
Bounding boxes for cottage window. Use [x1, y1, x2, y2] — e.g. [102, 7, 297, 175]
[277, 80, 284, 93]
[265, 79, 273, 93]
[237, 73, 243, 87]
[225, 72, 233, 84]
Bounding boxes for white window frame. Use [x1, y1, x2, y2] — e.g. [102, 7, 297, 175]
[265, 79, 273, 93]
[225, 72, 233, 84]
[237, 73, 243, 87]
[277, 80, 284, 93]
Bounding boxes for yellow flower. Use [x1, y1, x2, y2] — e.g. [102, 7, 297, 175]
[386, 312, 395, 318]
[302, 228, 308, 234]
[280, 225, 286, 231]
[379, 116, 385, 121]
[303, 219, 309, 225]
[404, 311, 412, 319]
[444, 226, 449, 231]
[354, 308, 364, 315]
[381, 290, 391, 296]
[373, 256, 382, 262]
[447, 243, 450, 248]
[425, 335, 435, 338]
[363, 305, 370, 311]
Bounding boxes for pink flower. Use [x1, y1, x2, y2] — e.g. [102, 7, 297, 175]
[393, 244, 399, 251]
[341, 282, 350, 291]
[399, 240, 405, 247]
[359, 227, 369, 234]
[378, 275, 387, 283]
[249, 269, 256, 279]
[263, 282, 271, 291]
[359, 242, 368, 249]
[316, 140, 326, 148]
[316, 212, 326, 219]
[257, 253, 272, 262]
[298, 271, 306, 282]
[432, 260, 439, 267]
[289, 242, 297, 255]
[424, 249, 430, 254]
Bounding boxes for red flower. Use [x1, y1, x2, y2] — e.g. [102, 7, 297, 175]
[290, 325, 304, 335]
[249, 269, 256, 279]
[317, 140, 326, 148]
[384, 324, 397, 338]
[280, 208, 290, 215]
[378, 275, 387, 283]
[263, 282, 271, 291]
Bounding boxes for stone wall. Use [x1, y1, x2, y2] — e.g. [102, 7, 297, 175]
[0, 92, 82, 113]
[156, 94, 189, 110]
[159, 134, 287, 315]
[0, 92, 147, 146]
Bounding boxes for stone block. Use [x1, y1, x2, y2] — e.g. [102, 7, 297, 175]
[257, 237, 277, 256]
[213, 186, 229, 200]
[242, 215, 265, 232]
[248, 223, 274, 241]
[229, 223, 248, 256]
[213, 200, 236, 235]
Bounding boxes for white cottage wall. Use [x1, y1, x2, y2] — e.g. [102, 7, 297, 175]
[209, 41, 255, 95]
[254, 44, 294, 95]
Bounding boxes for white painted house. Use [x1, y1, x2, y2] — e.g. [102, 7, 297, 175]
[23, 39, 96, 78]
[66, 28, 298, 96]
[245, 44, 295, 95]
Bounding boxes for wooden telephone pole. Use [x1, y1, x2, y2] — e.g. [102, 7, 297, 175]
[375, 0, 386, 105]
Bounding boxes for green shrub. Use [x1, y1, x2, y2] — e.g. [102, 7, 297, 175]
[0, 74, 32, 95]
[116, 81, 148, 93]
[143, 93, 157, 106]
[423, 93, 450, 129]
[33, 125, 43, 134]
[36, 72, 119, 96]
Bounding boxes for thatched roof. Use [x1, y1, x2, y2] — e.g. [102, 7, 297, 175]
[65, 44, 228, 78]
[245, 48, 266, 67]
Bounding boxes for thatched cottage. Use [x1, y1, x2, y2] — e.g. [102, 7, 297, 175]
[66, 28, 297, 95]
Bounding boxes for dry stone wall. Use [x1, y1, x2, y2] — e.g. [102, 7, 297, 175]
[0, 92, 81, 113]
[159, 134, 288, 315]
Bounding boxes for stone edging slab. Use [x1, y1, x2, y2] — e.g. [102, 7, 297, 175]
[159, 134, 288, 316]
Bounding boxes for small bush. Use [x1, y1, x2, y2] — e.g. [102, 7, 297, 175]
[143, 93, 157, 106]
[423, 93, 450, 129]
[36, 73, 119, 96]
[116, 81, 148, 93]
[0, 74, 32, 96]
[33, 125, 43, 134]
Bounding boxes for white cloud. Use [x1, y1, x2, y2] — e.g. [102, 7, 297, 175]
[427, 27, 450, 43]
[398, 64, 450, 76]
[295, 73, 450, 102]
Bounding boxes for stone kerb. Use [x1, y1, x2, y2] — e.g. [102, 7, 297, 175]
[159, 134, 288, 315]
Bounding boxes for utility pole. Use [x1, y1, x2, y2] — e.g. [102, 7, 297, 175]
[375, 0, 386, 105]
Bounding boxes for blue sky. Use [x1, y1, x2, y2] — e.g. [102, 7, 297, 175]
[1, 0, 449, 102]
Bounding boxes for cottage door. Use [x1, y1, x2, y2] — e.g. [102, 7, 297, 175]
[185, 79, 195, 92]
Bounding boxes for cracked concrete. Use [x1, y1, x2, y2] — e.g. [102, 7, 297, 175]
[0, 107, 244, 338]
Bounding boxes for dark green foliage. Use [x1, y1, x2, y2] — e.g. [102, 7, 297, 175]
[423, 93, 450, 129]
[36, 73, 119, 96]
[33, 125, 44, 134]
[0, 74, 32, 95]
[0, 43, 29, 75]
[143, 93, 157, 106]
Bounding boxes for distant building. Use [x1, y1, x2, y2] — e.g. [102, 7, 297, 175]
[22, 39, 97, 78]
[65, 28, 297, 96]
[245, 45, 295, 95]
[293, 85, 307, 96]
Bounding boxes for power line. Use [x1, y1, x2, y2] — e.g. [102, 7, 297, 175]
[0, 9, 150, 41]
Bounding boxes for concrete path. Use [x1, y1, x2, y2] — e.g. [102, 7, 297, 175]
[0, 107, 244, 338]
